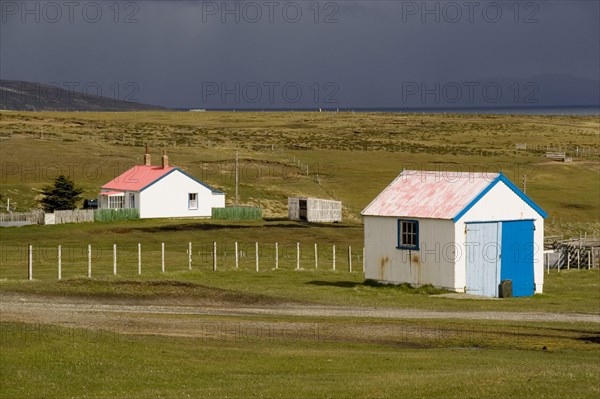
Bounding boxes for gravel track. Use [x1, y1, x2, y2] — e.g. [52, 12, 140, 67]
[2, 293, 599, 324]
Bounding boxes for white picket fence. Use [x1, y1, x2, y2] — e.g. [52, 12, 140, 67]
[19, 242, 366, 280]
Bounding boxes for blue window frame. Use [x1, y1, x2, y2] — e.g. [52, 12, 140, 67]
[397, 219, 419, 250]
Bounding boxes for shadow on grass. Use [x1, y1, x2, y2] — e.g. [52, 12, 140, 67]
[111, 222, 306, 233]
[305, 280, 449, 295]
[110, 220, 360, 234]
[7, 278, 291, 305]
[577, 335, 600, 344]
[305, 281, 360, 288]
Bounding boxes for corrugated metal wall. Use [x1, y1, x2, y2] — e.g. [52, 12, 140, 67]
[306, 198, 342, 222]
[364, 216, 457, 290]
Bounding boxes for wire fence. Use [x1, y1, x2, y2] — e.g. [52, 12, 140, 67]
[0, 241, 365, 280]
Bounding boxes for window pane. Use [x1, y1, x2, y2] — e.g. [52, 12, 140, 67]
[399, 220, 417, 247]
[189, 193, 198, 209]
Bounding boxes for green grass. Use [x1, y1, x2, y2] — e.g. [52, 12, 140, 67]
[0, 219, 364, 281]
[0, 111, 598, 230]
[1, 219, 598, 314]
[1, 111, 599, 398]
[1, 319, 598, 398]
[2, 268, 598, 315]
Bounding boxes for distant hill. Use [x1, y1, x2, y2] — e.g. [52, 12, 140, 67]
[0, 80, 167, 111]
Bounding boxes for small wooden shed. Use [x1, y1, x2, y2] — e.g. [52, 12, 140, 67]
[288, 197, 342, 223]
[361, 170, 547, 297]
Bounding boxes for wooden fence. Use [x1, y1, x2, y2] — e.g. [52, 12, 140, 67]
[545, 152, 572, 162]
[10, 241, 365, 281]
[550, 238, 600, 271]
[3, 209, 129, 226]
[0, 210, 44, 226]
[515, 143, 599, 158]
[54, 210, 94, 224]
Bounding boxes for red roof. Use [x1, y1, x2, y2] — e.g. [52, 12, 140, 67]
[99, 191, 125, 196]
[101, 165, 176, 192]
[361, 170, 499, 219]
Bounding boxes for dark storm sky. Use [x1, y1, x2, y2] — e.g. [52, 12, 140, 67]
[1, 0, 599, 108]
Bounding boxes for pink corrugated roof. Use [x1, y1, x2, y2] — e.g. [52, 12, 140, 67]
[101, 165, 175, 192]
[361, 170, 499, 219]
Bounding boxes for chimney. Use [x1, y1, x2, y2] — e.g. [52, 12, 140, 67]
[162, 149, 169, 169]
[144, 144, 151, 166]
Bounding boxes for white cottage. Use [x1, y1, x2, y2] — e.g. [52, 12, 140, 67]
[98, 148, 225, 218]
[361, 170, 547, 297]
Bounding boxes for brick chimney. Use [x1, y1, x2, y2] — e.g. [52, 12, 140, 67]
[162, 149, 169, 169]
[144, 144, 151, 166]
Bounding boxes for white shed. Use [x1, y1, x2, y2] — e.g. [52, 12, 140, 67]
[361, 170, 547, 297]
[288, 197, 342, 223]
[98, 148, 225, 219]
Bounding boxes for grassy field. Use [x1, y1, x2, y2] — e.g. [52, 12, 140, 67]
[0, 111, 598, 232]
[1, 111, 599, 398]
[1, 317, 599, 398]
[2, 268, 599, 398]
[1, 268, 599, 314]
[1, 216, 599, 314]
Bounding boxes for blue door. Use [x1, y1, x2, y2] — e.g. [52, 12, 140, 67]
[466, 222, 501, 297]
[500, 220, 535, 296]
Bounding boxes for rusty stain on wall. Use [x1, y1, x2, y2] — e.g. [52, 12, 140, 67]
[379, 256, 389, 280]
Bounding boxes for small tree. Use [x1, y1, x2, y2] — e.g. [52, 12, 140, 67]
[40, 175, 84, 212]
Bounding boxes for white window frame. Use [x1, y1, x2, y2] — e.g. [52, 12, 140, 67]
[188, 193, 198, 210]
[108, 195, 125, 209]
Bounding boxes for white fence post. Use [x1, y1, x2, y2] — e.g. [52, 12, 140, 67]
[362, 246, 365, 272]
[235, 241, 239, 270]
[275, 242, 279, 269]
[333, 245, 336, 271]
[57, 244, 62, 280]
[113, 243, 117, 275]
[28, 244, 32, 280]
[188, 242, 192, 270]
[88, 244, 92, 278]
[138, 243, 141, 275]
[314, 243, 318, 269]
[161, 242, 165, 273]
[296, 242, 300, 270]
[255, 242, 259, 272]
[213, 241, 217, 271]
[348, 246, 352, 273]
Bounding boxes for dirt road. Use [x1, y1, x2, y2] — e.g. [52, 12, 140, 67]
[2, 293, 598, 346]
[2, 293, 598, 324]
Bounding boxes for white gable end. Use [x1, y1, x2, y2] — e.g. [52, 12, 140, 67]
[454, 180, 545, 294]
[139, 170, 224, 218]
[460, 180, 541, 222]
